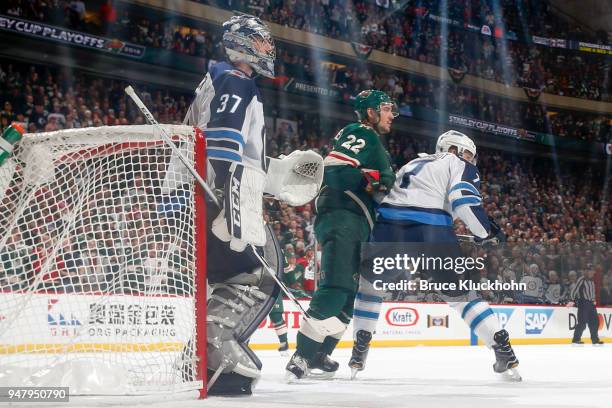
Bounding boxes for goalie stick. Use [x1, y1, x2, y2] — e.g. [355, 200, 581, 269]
[124, 86, 345, 335]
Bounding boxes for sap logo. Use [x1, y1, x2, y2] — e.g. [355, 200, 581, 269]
[525, 309, 553, 335]
[492, 308, 514, 329]
[385, 307, 419, 327]
[47, 299, 81, 326]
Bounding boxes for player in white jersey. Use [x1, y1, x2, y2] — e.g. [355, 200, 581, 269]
[179, 14, 281, 396]
[176, 14, 322, 395]
[350, 130, 521, 381]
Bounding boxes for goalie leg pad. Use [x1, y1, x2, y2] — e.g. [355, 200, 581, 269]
[205, 225, 283, 394]
[207, 344, 262, 396]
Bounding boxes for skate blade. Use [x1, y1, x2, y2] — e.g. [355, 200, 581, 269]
[284, 370, 302, 383]
[501, 367, 522, 382]
[279, 350, 290, 357]
[350, 368, 360, 380]
[307, 370, 336, 380]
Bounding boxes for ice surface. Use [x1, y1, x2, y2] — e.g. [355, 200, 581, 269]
[47, 345, 611, 408]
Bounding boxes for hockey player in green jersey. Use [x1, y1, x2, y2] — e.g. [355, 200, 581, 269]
[286, 90, 398, 380]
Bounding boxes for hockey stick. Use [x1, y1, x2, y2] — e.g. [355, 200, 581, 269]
[125, 86, 345, 337]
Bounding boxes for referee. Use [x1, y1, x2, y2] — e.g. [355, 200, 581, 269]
[569, 267, 603, 345]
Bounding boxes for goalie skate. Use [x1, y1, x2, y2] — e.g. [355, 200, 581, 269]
[492, 329, 522, 382]
[349, 330, 372, 380]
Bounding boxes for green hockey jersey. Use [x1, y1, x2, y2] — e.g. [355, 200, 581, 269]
[315, 122, 394, 227]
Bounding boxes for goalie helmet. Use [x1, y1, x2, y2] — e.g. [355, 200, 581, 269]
[222, 14, 276, 78]
[436, 130, 477, 163]
[354, 90, 398, 122]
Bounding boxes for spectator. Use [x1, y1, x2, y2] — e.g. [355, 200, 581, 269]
[544, 270, 564, 304]
[520, 264, 545, 303]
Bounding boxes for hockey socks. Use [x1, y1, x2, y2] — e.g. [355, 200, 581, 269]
[270, 316, 288, 344]
[449, 299, 500, 346]
[353, 285, 384, 335]
[320, 335, 341, 355]
[295, 331, 323, 360]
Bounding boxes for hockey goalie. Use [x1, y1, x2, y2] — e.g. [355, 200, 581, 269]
[177, 14, 323, 395]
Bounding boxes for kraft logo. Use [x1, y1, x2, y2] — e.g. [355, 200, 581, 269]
[48, 299, 81, 326]
[525, 309, 553, 335]
[385, 307, 419, 327]
[492, 308, 514, 329]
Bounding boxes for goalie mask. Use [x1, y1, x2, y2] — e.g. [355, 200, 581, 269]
[436, 130, 477, 164]
[223, 14, 276, 78]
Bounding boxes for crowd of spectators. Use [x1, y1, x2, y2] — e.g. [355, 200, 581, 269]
[0, 62, 191, 133]
[0, 58, 609, 304]
[1, 1, 610, 143]
[207, 0, 610, 101]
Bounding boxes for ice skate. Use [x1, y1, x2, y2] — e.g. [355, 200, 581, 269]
[307, 352, 339, 379]
[348, 330, 372, 380]
[278, 341, 289, 356]
[285, 352, 309, 381]
[492, 329, 521, 382]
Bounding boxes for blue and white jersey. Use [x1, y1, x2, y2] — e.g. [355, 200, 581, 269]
[378, 152, 490, 238]
[184, 61, 266, 188]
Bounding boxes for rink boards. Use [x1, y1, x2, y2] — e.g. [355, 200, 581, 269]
[250, 300, 612, 349]
[0, 292, 194, 354]
[1, 294, 610, 355]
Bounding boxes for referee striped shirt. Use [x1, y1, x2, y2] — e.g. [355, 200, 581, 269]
[570, 276, 596, 302]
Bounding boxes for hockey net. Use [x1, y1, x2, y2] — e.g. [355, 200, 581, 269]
[0, 125, 207, 397]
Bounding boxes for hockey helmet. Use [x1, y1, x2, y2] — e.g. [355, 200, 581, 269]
[436, 130, 477, 163]
[222, 14, 276, 78]
[354, 90, 398, 121]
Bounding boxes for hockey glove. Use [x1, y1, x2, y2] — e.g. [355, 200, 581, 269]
[362, 168, 386, 194]
[474, 220, 506, 248]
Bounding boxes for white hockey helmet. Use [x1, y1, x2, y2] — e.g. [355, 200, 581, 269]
[435, 130, 477, 163]
[222, 14, 276, 78]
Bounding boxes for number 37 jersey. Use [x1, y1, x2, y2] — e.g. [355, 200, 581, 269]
[184, 61, 266, 188]
[379, 153, 490, 238]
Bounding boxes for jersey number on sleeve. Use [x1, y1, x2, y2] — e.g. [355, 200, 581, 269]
[400, 160, 428, 188]
[216, 94, 242, 113]
[340, 135, 365, 154]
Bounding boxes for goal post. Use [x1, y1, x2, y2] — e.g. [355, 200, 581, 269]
[0, 124, 207, 398]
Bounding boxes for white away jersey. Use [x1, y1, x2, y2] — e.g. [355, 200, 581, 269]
[184, 62, 266, 188]
[378, 153, 490, 238]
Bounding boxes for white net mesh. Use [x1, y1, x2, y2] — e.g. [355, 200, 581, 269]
[0, 125, 204, 395]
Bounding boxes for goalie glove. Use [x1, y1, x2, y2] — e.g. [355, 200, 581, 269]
[212, 162, 267, 252]
[264, 150, 323, 206]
